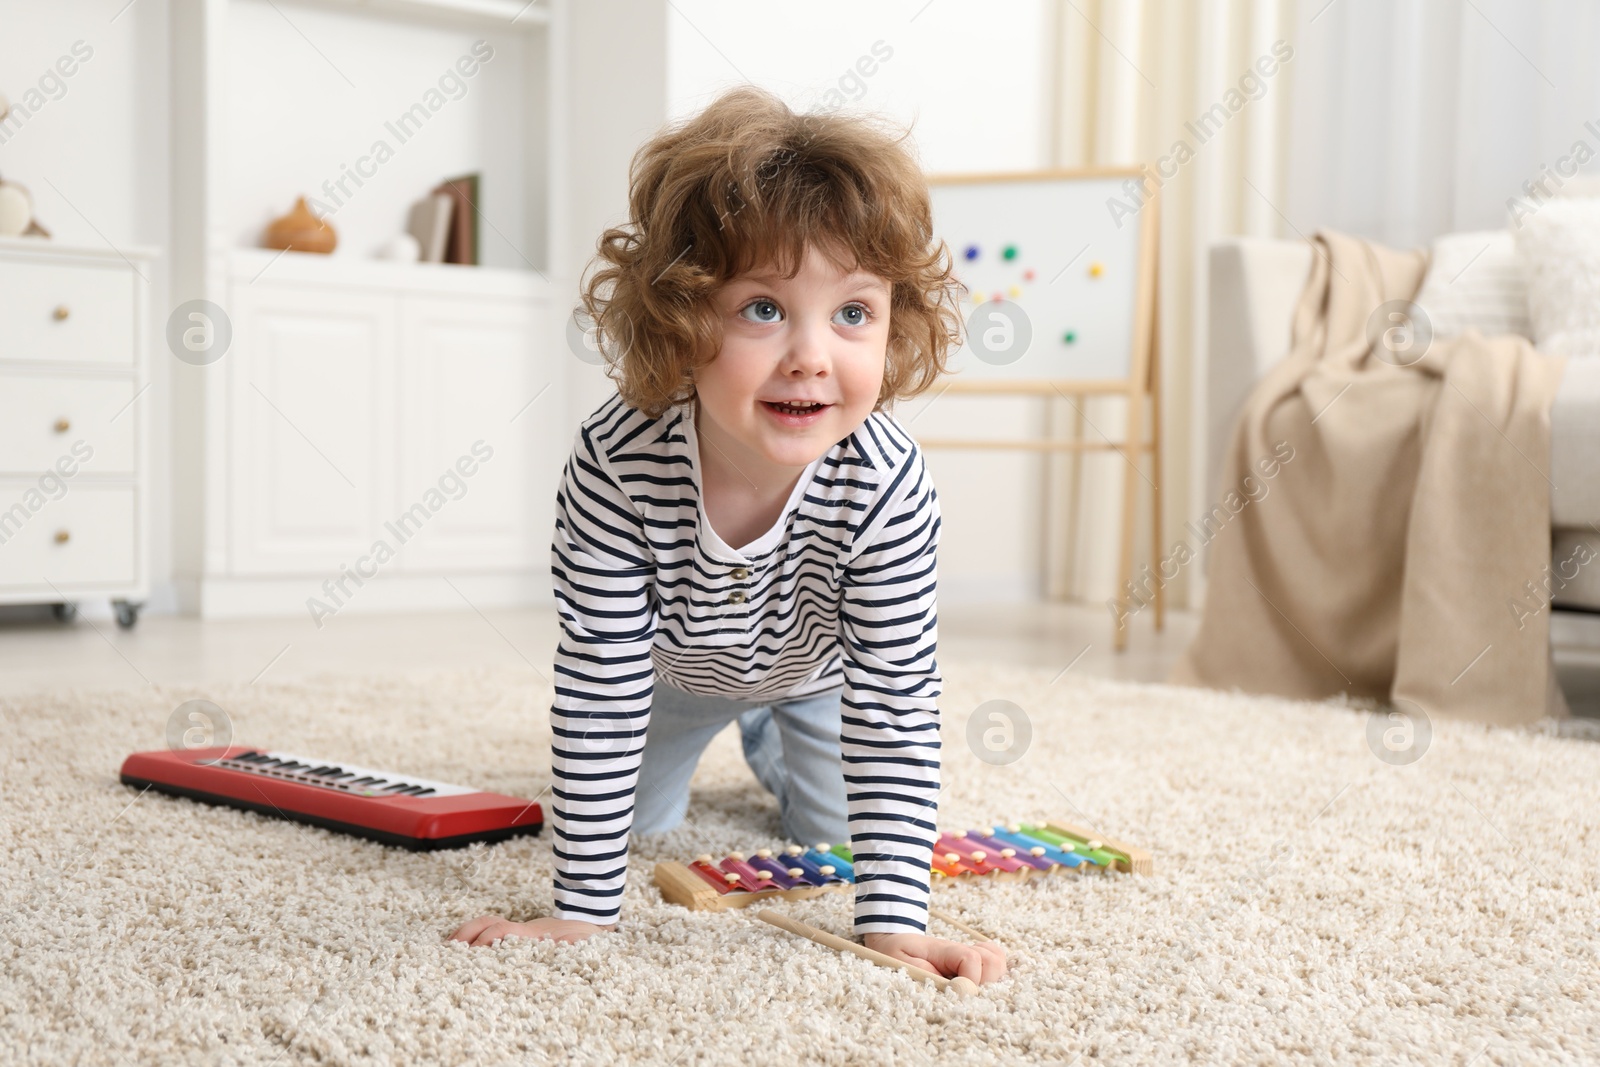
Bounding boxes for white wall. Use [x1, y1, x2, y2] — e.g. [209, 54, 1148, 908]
[664, 0, 1048, 167]
[558, 0, 670, 431]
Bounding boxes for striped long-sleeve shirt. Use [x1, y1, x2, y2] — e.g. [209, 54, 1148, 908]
[549, 392, 943, 935]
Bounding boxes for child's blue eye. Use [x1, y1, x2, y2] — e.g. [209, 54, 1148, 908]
[740, 299, 782, 323]
[833, 303, 870, 327]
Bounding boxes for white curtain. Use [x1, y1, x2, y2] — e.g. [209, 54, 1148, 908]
[1286, 0, 1600, 246]
[1041, 0, 1296, 608]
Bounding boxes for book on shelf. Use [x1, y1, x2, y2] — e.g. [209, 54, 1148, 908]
[431, 173, 481, 266]
[406, 193, 454, 264]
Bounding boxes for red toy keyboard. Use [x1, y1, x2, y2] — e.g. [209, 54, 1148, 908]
[120, 746, 544, 850]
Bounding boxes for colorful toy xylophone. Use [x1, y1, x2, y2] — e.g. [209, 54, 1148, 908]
[654, 820, 1152, 911]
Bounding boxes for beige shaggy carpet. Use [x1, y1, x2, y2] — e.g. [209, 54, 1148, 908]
[3, 659, 1600, 1066]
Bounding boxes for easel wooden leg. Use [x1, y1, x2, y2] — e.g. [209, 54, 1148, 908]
[1148, 294, 1164, 633]
[1065, 398, 1087, 600]
[1114, 386, 1145, 654]
[1113, 187, 1161, 653]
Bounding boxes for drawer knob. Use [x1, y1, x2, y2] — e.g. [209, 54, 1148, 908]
[54, 530, 70, 544]
[53, 417, 70, 433]
[52, 305, 70, 322]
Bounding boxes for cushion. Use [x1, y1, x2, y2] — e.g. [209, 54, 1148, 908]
[1411, 229, 1532, 341]
[1515, 197, 1600, 357]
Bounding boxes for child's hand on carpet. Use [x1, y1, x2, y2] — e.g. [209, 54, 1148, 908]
[448, 914, 616, 946]
[863, 932, 1007, 985]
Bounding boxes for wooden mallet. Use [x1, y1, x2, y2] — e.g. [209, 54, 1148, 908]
[755, 909, 979, 996]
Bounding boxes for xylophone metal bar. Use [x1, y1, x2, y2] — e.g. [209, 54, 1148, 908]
[654, 845, 855, 912]
[931, 832, 1030, 880]
[1033, 821, 1154, 876]
[959, 829, 1060, 874]
[931, 828, 1087, 880]
[981, 826, 1100, 873]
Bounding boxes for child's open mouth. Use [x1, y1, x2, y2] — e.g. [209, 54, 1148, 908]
[761, 400, 831, 425]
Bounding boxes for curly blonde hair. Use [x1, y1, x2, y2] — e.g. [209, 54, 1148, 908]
[577, 85, 964, 419]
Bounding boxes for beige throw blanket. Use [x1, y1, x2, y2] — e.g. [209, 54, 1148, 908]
[1172, 230, 1569, 727]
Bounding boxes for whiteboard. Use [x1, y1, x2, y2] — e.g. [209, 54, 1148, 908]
[928, 172, 1151, 384]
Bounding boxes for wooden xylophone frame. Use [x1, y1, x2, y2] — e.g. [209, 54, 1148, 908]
[653, 820, 1153, 912]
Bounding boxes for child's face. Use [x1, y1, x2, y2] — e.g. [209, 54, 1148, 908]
[697, 243, 890, 477]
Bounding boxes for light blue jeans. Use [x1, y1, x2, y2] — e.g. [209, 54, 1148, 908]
[632, 674, 850, 847]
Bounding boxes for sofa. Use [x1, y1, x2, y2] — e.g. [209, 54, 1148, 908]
[1206, 236, 1600, 616]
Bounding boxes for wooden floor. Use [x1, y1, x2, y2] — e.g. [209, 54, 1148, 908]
[0, 602, 1195, 697]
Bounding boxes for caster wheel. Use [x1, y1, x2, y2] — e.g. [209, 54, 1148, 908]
[52, 602, 78, 622]
[112, 600, 141, 629]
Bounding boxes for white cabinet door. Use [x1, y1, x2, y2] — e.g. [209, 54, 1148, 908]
[227, 284, 397, 575]
[396, 295, 547, 571]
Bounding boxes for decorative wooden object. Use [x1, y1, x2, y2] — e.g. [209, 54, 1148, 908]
[263, 196, 337, 254]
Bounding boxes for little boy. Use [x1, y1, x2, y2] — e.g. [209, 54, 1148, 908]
[451, 85, 1004, 985]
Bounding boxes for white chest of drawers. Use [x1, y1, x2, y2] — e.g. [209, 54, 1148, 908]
[0, 237, 157, 625]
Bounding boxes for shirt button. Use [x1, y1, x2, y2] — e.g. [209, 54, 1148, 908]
[731, 567, 749, 580]
[728, 590, 747, 604]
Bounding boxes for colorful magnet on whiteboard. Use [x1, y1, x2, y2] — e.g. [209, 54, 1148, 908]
[1008, 285, 1021, 298]
[991, 293, 1003, 303]
[1089, 262, 1105, 277]
[1002, 244, 1018, 261]
[1063, 330, 1077, 344]
[1023, 269, 1036, 281]
[964, 245, 980, 261]
[972, 291, 984, 303]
